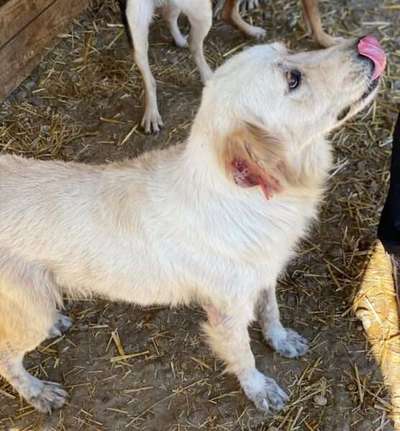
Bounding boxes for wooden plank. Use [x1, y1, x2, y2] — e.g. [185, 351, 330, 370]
[0, 0, 54, 49]
[0, 0, 90, 100]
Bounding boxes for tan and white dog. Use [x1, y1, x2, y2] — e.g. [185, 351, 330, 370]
[0, 36, 386, 414]
[215, 0, 339, 47]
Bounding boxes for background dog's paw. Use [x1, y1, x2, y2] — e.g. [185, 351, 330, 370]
[48, 314, 72, 338]
[200, 66, 213, 85]
[315, 33, 346, 48]
[246, 26, 266, 40]
[141, 110, 164, 134]
[174, 34, 188, 48]
[240, 368, 288, 413]
[267, 328, 309, 358]
[27, 381, 68, 414]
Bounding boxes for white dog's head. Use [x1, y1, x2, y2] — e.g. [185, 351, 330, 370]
[190, 37, 386, 197]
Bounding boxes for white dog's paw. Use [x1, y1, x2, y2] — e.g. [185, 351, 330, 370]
[266, 327, 309, 358]
[27, 380, 68, 413]
[48, 314, 72, 338]
[141, 109, 164, 134]
[240, 368, 288, 413]
[246, 26, 266, 40]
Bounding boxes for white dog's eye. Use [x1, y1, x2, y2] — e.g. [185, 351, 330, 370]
[286, 70, 302, 90]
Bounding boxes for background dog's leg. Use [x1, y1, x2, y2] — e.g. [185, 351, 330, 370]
[126, 0, 163, 134]
[241, 0, 260, 12]
[222, 0, 266, 40]
[163, 5, 188, 48]
[202, 304, 288, 413]
[182, 3, 213, 84]
[301, 0, 340, 48]
[258, 288, 309, 358]
[213, 0, 225, 17]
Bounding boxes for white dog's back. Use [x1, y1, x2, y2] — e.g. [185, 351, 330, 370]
[0, 149, 194, 305]
[0, 145, 310, 306]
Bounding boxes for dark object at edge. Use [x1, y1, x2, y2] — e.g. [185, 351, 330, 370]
[378, 112, 400, 255]
[378, 111, 400, 312]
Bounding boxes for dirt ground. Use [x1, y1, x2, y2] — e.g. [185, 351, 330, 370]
[0, 0, 399, 430]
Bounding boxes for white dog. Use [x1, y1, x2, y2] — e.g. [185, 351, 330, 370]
[0, 36, 386, 414]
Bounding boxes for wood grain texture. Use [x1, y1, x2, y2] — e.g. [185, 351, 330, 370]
[0, 0, 90, 100]
[0, 0, 53, 49]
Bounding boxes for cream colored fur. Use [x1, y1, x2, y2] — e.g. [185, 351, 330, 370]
[0, 40, 380, 414]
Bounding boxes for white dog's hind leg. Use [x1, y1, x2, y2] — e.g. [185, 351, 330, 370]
[0, 261, 67, 412]
[202, 304, 288, 413]
[126, 0, 163, 134]
[182, 2, 213, 83]
[163, 5, 188, 48]
[258, 288, 309, 358]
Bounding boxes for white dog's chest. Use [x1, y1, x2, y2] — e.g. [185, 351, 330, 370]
[131, 195, 316, 302]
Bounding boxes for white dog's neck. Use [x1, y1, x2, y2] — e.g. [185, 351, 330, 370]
[181, 123, 332, 202]
[181, 133, 227, 191]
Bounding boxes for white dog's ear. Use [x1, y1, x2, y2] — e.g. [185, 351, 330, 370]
[220, 123, 287, 199]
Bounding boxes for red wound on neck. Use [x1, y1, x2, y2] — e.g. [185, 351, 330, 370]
[231, 158, 281, 200]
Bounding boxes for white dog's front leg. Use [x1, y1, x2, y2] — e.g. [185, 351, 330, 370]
[0, 351, 67, 413]
[47, 312, 72, 339]
[202, 304, 288, 413]
[258, 288, 308, 358]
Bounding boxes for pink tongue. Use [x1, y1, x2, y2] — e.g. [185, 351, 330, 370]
[357, 35, 386, 80]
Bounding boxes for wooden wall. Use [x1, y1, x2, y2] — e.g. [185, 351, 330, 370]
[0, 0, 90, 100]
